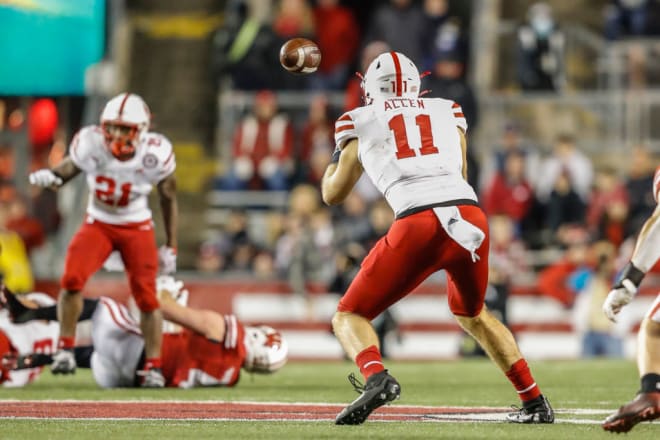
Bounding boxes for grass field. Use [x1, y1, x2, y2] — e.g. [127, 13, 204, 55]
[1, 358, 658, 439]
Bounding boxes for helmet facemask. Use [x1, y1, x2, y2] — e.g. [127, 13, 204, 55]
[100, 93, 151, 161]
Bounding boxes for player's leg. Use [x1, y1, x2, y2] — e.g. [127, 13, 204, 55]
[333, 212, 439, 425]
[90, 297, 146, 388]
[115, 224, 164, 387]
[446, 205, 553, 424]
[55, 221, 113, 374]
[603, 297, 660, 432]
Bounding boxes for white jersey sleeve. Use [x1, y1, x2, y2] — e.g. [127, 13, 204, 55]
[69, 126, 107, 173]
[334, 111, 358, 150]
[451, 101, 468, 133]
[141, 133, 176, 184]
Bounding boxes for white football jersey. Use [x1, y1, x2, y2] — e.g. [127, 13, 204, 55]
[0, 293, 58, 387]
[335, 97, 477, 217]
[69, 126, 176, 224]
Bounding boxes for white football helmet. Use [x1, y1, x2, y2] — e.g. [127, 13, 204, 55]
[362, 51, 421, 104]
[243, 325, 288, 374]
[100, 93, 151, 161]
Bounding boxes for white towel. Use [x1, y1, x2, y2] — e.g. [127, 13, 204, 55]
[433, 206, 485, 262]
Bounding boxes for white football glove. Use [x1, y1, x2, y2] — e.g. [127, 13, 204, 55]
[29, 169, 63, 188]
[158, 245, 177, 274]
[603, 262, 645, 322]
[603, 285, 635, 322]
[156, 275, 184, 299]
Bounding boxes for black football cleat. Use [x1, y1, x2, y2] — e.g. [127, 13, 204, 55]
[335, 370, 401, 425]
[506, 394, 555, 424]
[602, 392, 660, 433]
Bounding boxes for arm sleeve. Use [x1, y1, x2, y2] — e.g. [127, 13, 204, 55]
[69, 126, 102, 173]
[334, 112, 357, 150]
[451, 101, 468, 133]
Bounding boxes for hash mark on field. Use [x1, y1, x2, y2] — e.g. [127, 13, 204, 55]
[0, 400, 615, 425]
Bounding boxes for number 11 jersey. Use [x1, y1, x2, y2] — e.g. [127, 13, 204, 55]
[334, 97, 477, 218]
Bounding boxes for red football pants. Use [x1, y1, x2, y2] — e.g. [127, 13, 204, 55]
[338, 205, 490, 319]
[61, 218, 160, 312]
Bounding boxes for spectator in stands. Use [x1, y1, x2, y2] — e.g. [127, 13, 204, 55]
[536, 225, 590, 307]
[310, 0, 360, 90]
[545, 169, 588, 235]
[344, 41, 390, 112]
[211, 1, 283, 90]
[536, 133, 593, 211]
[275, 185, 335, 319]
[479, 123, 540, 194]
[297, 94, 334, 186]
[273, 0, 315, 40]
[586, 166, 629, 247]
[421, 0, 452, 66]
[0, 202, 33, 293]
[4, 195, 45, 255]
[332, 192, 372, 247]
[625, 146, 657, 238]
[516, 2, 565, 91]
[604, 0, 660, 40]
[573, 240, 625, 358]
[482, 151, 534, 231]
[422, 13, 469, 82]
[424, 28, 478, 128]
[218, 90, 294, 191]
[364, 0, 427, 66]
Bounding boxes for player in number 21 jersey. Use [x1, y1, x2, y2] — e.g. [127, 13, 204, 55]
[28, 93, 178, 386]
[322, 51, 553, 425]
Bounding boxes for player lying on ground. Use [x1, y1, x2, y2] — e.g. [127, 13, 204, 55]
[0, 277, 287, 388]
[601, 168, 660, 433]
[322, 51, 553, 425]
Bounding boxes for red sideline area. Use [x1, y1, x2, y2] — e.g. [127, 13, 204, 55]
[0, 400, 509, 421]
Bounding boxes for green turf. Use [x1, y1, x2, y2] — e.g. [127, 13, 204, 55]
[1, 359, 658, 439]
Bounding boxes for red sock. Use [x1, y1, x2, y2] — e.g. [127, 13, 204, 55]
[144, 357, 162, 370]
[505, 359, 541, 403]
[57, 336, 75, 350]
[355, 345, 384, 380]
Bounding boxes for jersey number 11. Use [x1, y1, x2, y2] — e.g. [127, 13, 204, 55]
[388, 114, 440, 160]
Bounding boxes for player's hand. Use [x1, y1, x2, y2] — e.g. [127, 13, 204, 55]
[158, 246, 177, 274]
[603, 285, 635, 322]
[29, 169, 63, 188]
[156, 275, 184, 299]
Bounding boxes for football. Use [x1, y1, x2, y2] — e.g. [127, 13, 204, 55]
[279, 38, 322, 74]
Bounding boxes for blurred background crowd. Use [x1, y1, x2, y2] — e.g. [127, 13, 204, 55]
[3, 0, 660, 356]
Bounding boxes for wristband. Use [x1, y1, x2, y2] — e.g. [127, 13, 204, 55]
[614, 262, 645, 290]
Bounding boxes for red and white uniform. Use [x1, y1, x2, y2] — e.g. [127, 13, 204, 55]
[62, 127, 175, 312]
[91, 297, 246, 388]
[335, 97, 477, 216]
[0, 294, 58, 387]
[335, 97, 489, 319]
[70, 126, 175, 225]
[631, 166, 660, 323]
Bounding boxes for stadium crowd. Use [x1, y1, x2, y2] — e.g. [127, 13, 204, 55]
[1, 0, 660, 319]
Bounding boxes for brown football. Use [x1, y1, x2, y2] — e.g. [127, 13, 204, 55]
[279, 38, 322, 74]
